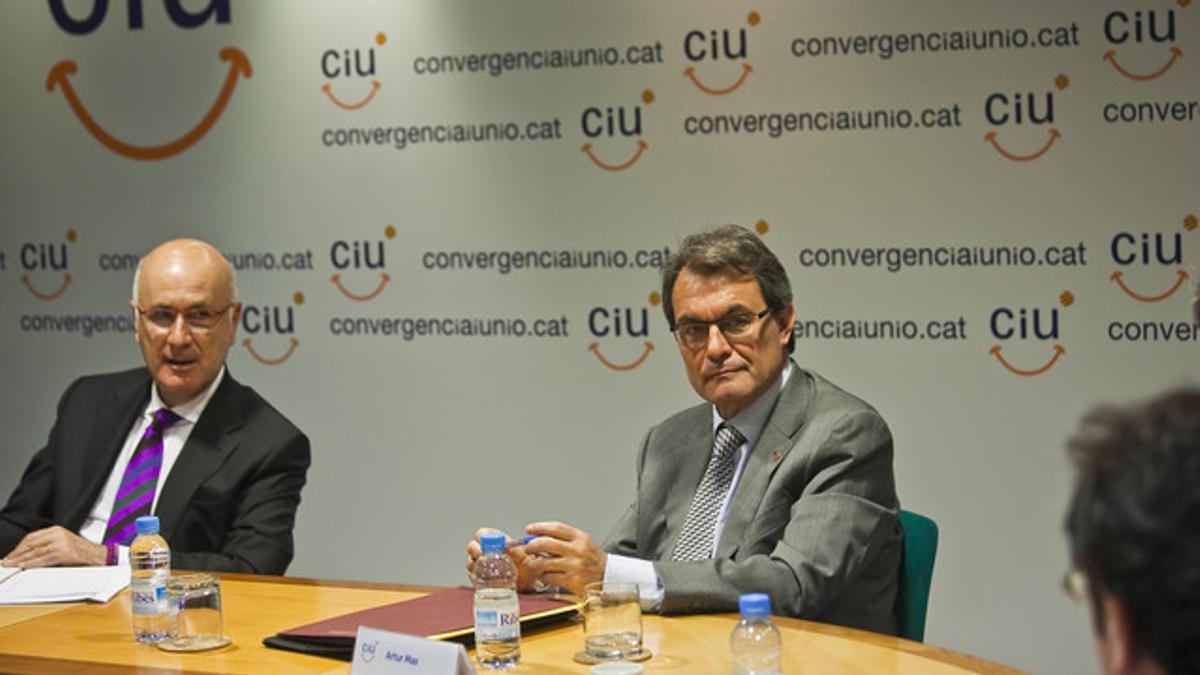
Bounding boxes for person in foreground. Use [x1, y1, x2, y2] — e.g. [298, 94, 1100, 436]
[0, 238, 310, 574]
[468, 224, 901, 633]
[1063, 388, 1200, 675]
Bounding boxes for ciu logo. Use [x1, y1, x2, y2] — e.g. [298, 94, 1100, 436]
[587, 292, 657, 372]
[359, 640, 377, 663]
[580, 89, 652, 172]
[1109, 214, 1196, 303]
[987, 292, 1073, 377]
[45, 0, 249, 161]
[983, 74, 1068, 162]
[241, 291, 302, 366]
[19, 229, 77, 301]
[330, 225, 394, 301]
[683, 11, 759, 96]
[321, 32, 386, 110]
[1103, 4, 1186, 81]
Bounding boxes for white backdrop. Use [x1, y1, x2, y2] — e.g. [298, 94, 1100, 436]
[2, 2, 1197, 673]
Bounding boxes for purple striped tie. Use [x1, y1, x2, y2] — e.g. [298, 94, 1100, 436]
[102, 408, 181, 546]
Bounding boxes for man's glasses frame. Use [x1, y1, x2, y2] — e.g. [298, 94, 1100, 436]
[672, 307, 773, 351]
[135, 304, 235, 332]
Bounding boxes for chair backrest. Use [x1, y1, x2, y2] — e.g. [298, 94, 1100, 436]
[894, 509, 939, 642]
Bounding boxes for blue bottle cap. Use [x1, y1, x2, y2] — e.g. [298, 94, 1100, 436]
[135, 516, 160, 535]
[739, 593, 771, 618]
[480, 532, 507, 554]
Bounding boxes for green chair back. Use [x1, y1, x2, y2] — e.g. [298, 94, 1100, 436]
[895, 509, 938, 642]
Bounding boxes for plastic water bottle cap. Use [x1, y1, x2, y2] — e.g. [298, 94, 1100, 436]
[739, 593, 771, 618]
[479, 531, 507, 554]
[134, 516, 160, 535]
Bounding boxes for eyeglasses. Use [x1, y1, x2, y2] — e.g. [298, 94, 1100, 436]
[136, 304, 234, 332]
[1062, 568, 1089, 603]
[673, 307, 773, 351]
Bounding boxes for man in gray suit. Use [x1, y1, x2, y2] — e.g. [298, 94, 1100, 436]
[468, 224, 901, 633]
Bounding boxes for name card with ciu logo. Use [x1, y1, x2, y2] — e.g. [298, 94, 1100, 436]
[351, 626, 476, 675]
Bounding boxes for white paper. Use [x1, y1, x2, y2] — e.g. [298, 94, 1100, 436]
[351, 625, 476, 675]
[0, 565, 130, 604]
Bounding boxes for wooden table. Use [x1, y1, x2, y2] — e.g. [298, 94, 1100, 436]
[0, 574, 1024, 674]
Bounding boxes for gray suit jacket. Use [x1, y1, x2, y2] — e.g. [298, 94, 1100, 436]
[603, 364, 901, 634]
[0, 367, 311, 574]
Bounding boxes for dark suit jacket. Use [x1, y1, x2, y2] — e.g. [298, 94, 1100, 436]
[0, 367, 311, 575]
[604, 364, 901, 635]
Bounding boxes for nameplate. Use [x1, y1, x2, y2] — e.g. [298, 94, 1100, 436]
[351, 625, 475, 675]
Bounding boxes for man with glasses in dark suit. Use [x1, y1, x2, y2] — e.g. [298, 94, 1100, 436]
[1, 238, 310, 574]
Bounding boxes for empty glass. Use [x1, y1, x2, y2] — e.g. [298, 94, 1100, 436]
[582, 581, 643, 660]
[157, 573, 228, 651]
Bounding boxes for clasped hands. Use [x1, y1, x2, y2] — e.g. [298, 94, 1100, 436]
[465, 521, 607, 597]
[1, 526, 106, 568]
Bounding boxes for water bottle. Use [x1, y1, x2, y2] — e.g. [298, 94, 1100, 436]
[730, 593, 782, 675]
[129, 515, 171, 643]
[473, 532, 521, 668]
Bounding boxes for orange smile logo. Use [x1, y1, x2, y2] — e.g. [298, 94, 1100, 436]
[581, 90, 653, 172]
[984, 74, 1067, 163]
[984, 128, 1061, 162]
[244, 336, 299, 365]
[683, 12, 758, 96]
[331, 225, 394, 301]
[1110, 216, 1194, 302]
[684, 63, 752, 96]
[989, 344, 1066, 377]
[242, 292, 303, 366]
[589, 341, 655, 371]
[588, 291, 659, 372]
[331, 273, 391, 301]
[1111, 269, 1190, 302]
[47, 48, 251, 161]
[21, 273, 73, 301]
[582, 139, 648, 172]
[322, 81, 380, 110]
[20, 229, 76, 301]
[321, 33, 385, 110]
[1104, 47, 1183, 81]
[987, 291, 1072, 377]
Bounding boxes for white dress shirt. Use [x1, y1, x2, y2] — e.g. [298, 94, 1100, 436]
[78, 368, 225, 563]
[605, 363, 793, 610]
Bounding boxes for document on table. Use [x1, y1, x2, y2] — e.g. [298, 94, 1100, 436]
[0, 565, 129, 604]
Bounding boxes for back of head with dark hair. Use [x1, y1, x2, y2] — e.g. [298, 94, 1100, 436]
[660, 224, 795, 353]
[1064, 387, 1200, 675]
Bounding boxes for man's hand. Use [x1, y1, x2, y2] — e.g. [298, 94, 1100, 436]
[1, 526, 106, 568]
[522, 521, 608, 597]
[464, 527, 540, 591]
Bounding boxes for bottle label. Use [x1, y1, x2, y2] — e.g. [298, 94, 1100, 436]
[474, 606, 520, 641]
[131, 571, 167, 617]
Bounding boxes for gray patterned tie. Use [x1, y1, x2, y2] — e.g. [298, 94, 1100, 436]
[671, 423, 746, 561]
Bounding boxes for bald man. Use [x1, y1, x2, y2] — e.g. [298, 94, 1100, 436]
[0, 239, 310, 574]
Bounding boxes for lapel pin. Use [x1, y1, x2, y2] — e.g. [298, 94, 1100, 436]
[771, 450, 782, 463]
